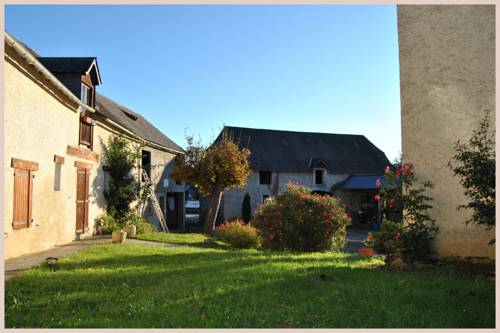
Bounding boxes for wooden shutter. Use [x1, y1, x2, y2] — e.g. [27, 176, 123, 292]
[76, 168, 90, 233]
[12, 168, 33, 230]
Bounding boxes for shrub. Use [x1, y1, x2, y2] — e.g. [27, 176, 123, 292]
[213, 219, 260, 248]
[121, 211, 156, 235]
[96, 213, 121, 234]
[253, 183, 350, 252]
[242, 192, 252, 223]
[448, 110, 495, 244]
[365, 220, 402, 263]
[368, 160, 438, 264]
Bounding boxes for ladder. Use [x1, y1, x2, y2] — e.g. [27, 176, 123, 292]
[141, 169, 169, 232]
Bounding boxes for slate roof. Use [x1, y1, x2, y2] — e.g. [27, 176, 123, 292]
[220, 126, 391, 174]
[95, 93, 184, 153]
[332, 175, 384, 190]
[37, 57, 100, 97]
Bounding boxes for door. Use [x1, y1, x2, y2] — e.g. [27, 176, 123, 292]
[76, 168, 90, 234]
[166, 193, 178, 227]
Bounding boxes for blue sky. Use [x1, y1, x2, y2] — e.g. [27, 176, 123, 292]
[5, 5, 401, 161]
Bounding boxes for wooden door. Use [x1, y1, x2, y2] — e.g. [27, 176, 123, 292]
[167, 193, 178, 227]
[76, 168, 90, 234]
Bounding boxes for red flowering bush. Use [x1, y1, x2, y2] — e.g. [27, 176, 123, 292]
[252, 183, 350, 252]
[364, 220, 402, 264]
[368, 159, 438, 263]
[213, 219, 261, 249]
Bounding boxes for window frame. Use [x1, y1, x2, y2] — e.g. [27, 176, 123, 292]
[259, 171, 272, 185]
[314, 168, 325, 185]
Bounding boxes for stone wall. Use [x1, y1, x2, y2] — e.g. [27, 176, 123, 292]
[223, 171, 349, 221]
[398, 5, 495, 258]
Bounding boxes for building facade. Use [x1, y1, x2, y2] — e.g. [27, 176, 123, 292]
[218, 126, 390, 224]
[397, 5, 495, 258]
[4, 32, 184, 259]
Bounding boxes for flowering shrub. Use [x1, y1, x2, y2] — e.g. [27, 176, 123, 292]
[252, 183, 350, 252]
[122, 211, 156, 235]
[368, 160, 438, 263]
[213, 219, 261, 249]
[365, 220, 402, 263]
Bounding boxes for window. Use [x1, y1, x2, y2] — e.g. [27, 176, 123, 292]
[54, 163, 62, 191]
[53, 155, 64, 191]
[141, 150, 151, 181]
[259, 171, 272, 185]
[11, 158, 38, 230]
[315, 169, 324, 185]
[79, 116, 93, 148]
[81, 83, 93, 107]
[262, 195, 270, 203]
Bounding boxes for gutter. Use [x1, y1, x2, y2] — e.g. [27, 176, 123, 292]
[4, 32, 96, 114]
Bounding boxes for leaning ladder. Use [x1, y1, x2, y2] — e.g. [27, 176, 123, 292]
[141, 169, 169, 232]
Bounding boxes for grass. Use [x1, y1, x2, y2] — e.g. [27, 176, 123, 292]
[135, 232, 209, 246]
[5, 243, 495, 328]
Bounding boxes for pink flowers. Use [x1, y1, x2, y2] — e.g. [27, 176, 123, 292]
[402, 163, 413, 176]
[375, 178, 381, 188]
[389, 198, 395, 207]
[384, 166, 391, 174]
[395, 232, 401, 240]
[374, 194, 381, 201]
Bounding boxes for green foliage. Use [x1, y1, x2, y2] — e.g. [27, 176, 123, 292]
[171, 134, 251, 232]
[253, 183, 350, 252]
[448, 111, 495, 243]
[4, 244, 495, 328]
[102, 135, 142, 219]
[371, 160, 438, 263]
[96, 213, 122, 234]
[365, 220, 402, 263]
[241, 193, 252, 223]
[121, 211, 156, 235]
[213, 219, 261, 249]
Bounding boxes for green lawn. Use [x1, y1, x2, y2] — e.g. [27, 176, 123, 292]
[136, 232, 209, 246]
[5, 243, 495, 328]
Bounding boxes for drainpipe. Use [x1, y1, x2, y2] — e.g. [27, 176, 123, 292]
[4, 32, 96, 114]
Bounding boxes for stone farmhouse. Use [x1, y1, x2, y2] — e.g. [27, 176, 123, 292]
[4, 32, 185, 259]
[217, 126, 391, 224]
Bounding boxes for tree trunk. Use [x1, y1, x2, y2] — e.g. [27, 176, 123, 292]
[204, 189, 223, 234]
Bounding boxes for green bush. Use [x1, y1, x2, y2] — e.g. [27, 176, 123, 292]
[365, 220, 402, 263]
[252, 183, 350, 252]
[96, 213, 121, 234]
[242, 192, 252, 223]
[399, 222, 438, 263]
[121, 211, 156, 235]
[213, 219, 261, 248]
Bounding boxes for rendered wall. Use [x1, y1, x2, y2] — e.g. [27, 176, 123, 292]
[4, 49, 96, 259]
[398, 5, 495, 258]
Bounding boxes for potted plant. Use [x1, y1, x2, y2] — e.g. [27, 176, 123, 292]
[358, 233, 375, 257]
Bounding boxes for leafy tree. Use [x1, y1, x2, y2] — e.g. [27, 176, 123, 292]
[242, 192, 252, 223]
[448, 110, 495, 244]
[102, 135, 141, 219]
[172, 134, 251, 233]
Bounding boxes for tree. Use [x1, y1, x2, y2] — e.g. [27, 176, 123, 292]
[172, 134, 251, 233]
[242, 192, 252, 223]
[448, 110, 495, 244]
[102, 135, 141, 219]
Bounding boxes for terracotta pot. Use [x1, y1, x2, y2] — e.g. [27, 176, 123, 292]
[112, 230, 127, 243]
[358, 247, 374, 257]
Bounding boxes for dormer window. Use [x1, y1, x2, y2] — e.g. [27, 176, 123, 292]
[315, 169, 324, 185]
[81, 83, 93, 107]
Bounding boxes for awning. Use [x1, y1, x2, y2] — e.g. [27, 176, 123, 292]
[333, 175, 384, 190]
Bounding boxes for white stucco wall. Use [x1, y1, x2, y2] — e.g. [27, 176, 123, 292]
[398, 5, 495, 258]
[4, 49, 97, 258]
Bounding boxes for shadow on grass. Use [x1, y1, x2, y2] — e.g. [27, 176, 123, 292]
[5, 244, 495, 329]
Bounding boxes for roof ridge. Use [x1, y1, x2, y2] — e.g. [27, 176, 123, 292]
[224, 125, 366, 137]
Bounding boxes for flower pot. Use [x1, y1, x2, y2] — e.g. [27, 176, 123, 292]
[112, 230, 127, 243]
[358, 247, 374, 257]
